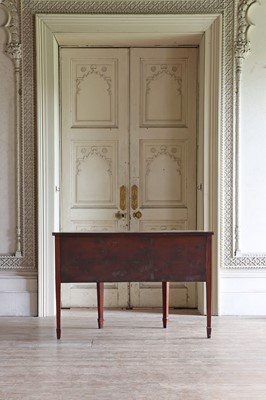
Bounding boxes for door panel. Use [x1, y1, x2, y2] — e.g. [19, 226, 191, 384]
[129, 48, 197, 307]
[60, 47, 197, 309]
[61, 48, 129, 308]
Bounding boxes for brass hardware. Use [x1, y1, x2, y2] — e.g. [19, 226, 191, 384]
[115, 211, 125, 220]
[133, 210, 142, 219]
[131, 185, 138, 210]
[120, 185, 127, 211]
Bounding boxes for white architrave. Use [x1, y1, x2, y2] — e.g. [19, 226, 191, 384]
[36, 13, 221, 317]
[36, 18, 60, 317]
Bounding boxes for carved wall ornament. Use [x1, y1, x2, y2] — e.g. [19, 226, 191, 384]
[145, 145, 181, 177]
[0, 0, 20, 46]
[146, 65, 182, 96]
[0, 0, 265, 270]
[235, 0, 258, 65]
[6, 41, 21, 60]
[76, 145, 112, 177]
[76, 64, 112, 96]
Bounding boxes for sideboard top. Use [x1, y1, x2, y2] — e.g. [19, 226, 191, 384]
[53, 231, 213, 237]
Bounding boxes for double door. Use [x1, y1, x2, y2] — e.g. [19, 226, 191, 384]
[60, 47, 197, 308]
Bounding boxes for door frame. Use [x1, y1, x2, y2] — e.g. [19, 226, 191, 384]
[36, 14, 221, 317]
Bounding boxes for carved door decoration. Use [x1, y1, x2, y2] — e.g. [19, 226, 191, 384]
[60, 47, 197, 309]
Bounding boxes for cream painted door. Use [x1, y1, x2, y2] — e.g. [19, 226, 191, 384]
[60, 47, 197, 309]
[60, 48, 130, 308]
[129, 48, 197, 308]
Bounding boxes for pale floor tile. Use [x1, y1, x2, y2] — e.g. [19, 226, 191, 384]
[0, 309, 266, 400]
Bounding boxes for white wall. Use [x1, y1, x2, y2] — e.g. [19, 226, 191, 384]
[240, 1, 266, 254]
[220, 1, 266, 315]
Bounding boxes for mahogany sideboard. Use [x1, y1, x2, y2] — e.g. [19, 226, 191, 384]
[53, 231, 213, 339]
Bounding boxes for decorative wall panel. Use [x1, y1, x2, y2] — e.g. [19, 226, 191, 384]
[72, 142, 117, 208]
[73, 59, 118, 127]
[140, 59, 187, 127]
[140, 140, 186, 208]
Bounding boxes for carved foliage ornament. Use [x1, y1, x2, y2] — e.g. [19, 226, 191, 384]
[145, 145, 181, 177]
[146, 64, 182, 96]
[76, 64, 112, 96]
[0, 0, 21, 61]
[76, 146, 112, 177]
[235, 0, 258, 64]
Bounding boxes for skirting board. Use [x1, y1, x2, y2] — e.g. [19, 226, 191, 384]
[220, 270, 266, 316]
[0, 271, 37, 316]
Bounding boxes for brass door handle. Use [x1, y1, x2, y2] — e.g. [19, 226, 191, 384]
[131, 185, 138, 210]
[133, 211, 142, 219]
[120, 185, 127, 211]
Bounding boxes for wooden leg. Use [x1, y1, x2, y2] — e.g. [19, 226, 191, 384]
[55, 237, 61, 339]
[206, 280, 212, 338]
[97, 282, 104, 329]
[56, 283, 61, 340]
[206, 236, 212, 339]
[162, 281, 170, 328]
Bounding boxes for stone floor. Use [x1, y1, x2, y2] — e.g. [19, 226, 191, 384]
[0, 309, 266, 400]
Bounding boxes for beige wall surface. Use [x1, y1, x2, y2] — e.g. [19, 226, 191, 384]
[0, 9, 16, 255]
[240, 1, 266, 254]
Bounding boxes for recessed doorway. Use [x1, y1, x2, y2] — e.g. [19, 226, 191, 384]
[36, 13, 221, 316]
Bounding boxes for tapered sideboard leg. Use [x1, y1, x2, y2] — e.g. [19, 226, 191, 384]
[162, 281, 170, 328]
[206, 235, 212, 339]
[55, 237, 61, 339]
[97, 282, 104, 329]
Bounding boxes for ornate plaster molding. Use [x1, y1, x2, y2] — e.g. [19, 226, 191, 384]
[0, 0, 21, 67]
[234, 0, 260, 256]
[235, 0, 258, 64]
[23, 0, 224, 14]
[0, 0, 20, 45]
